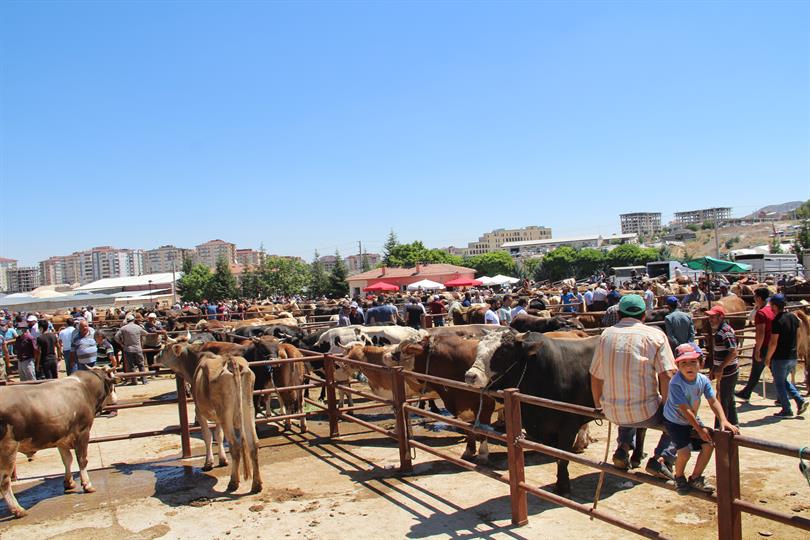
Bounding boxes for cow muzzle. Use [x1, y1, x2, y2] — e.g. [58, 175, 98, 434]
[464, 368, 488, 388]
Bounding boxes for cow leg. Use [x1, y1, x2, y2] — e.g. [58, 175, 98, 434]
[475, 437, 490, 465]
[242, 392, 262, 494]
[0, 439, 25, 517]
[58, 447, 76, 491]
[74, 435, 95, 493]
[461, 435, 477, 461]
[223, 426, 242, 492]
[630, 428, 648, 469]
[215, 424, 228, 467]
[198, 414, 216, 471]
[554, 424, 581, 496]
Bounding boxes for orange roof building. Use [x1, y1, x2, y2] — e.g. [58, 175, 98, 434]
[346, 263, 475, 297]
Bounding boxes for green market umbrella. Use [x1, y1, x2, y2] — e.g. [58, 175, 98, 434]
[684, 256, 752, 273]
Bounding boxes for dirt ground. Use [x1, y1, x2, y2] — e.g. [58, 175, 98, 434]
[1, 364, 808, 540]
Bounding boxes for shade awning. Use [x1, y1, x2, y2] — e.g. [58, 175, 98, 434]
[406, 279, 445, 291]
[363, 281, 400, 292]
[443, 277, 483, 287]
[684, 256, 751, 273]
[490, 274, 520, 285]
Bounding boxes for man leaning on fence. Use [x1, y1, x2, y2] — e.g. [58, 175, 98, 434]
[590, 294, 677, 481]
[115, 314, 149, 385]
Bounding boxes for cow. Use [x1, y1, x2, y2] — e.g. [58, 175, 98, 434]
[390, 332, 504, 463]
[342, 344, 439, 404]
[0, 368, 117, 517]
[156, 345, 262, 493]
[465, 331, 604, 495]
[796, 310, 810, 395]
[252, 338, 307, 432]
[509, 312, 583, 333]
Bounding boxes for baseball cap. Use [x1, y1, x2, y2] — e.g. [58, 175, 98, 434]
[665, 296, 678, 306]
[618, 294, 646, 316]
[147, 313, 157, 319]
[26, 315, 38, 323]
[675, 343, 701, 363]
[770, 293, 786, 307]
[125, 314, 135, 322]
[350, 301, 358, 308]
[705, 305, 726, 317]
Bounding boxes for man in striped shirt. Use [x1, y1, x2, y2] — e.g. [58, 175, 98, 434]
[71, 320, 98, 370]
[590, 294, 678, 480]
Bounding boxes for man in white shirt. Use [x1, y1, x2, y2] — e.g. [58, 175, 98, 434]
[58, 317, 77, 374]
[484, 298, 500, 325]
[643, 283, 656, 315]
[591, 283, 608, 311]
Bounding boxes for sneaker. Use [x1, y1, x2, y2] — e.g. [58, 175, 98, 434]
[797, 400, 809, 416]
[646, 458, 675, 482]
[675, 476, 690, 495]
[612, 447, 630, 470]
[774, 410, 794, 418]
[688, 475, 715, 494]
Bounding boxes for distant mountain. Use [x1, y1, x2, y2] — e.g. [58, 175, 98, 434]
[745, 201, 804, 218]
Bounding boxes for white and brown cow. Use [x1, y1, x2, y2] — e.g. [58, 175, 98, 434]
[0, 368, 117, 517]
[157, 344, 262, 493]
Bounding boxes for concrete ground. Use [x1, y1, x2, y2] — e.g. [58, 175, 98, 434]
[1, 365, 808, 540]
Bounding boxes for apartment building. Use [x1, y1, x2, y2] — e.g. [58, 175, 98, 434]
[619, 212, 662, 236]
[464, 226, 552, 256]
[195, 239, 237, 268]
[674, 207, 732, 226]
[6, 266, 41, 294]
[144, 245, 193, 274]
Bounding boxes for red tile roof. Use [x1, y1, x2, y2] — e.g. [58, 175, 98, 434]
[347, 264, 475, 281]
[0, 257, 17, 263]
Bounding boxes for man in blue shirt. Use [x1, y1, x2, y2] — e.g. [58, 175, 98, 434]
[664, 296, 696, 353]
[560, 285, 576, 313]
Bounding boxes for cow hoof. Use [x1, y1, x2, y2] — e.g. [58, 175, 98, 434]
[226, 481, 239, 492]
[64, 480, 77, 491]
[461, 452, 475, 463]
[250, 482, 263, 494]
[554, 485, 571, 497]
[11, 508, 27, 518]
[475, 454, 490, 465]
[202, 462, 214, 472]
[82, 483, 96, 493]
[218, 459, 229, 468]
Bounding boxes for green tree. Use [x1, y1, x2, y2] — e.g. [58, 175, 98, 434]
[177, 264, 212, 303]
[686, 224, 700, 232]
[386, 241, 463, 267]
[240, 268, 263, 299]
[205, 257, 238, 301]
[382, 229, 399, 266]
[701, 220, 715, 230]
[769, 237, 783, 254]
[792, 220, 810, 255]
[328, 250, 349, 297]
[261, 256, 310, 297]
[794, 200, 810, 219]
[572, 248, 605, 277]
[309, 250, 329, 297]
[537, 247, 577, 281]
[517, 257, 542, 280]
[463, 251, 516, 277]
[361, 252, 371, 272]
[605, 244, 659, 268]
[181, 254, 194, 275]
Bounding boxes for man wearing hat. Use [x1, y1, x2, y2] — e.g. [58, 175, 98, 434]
[115, 314, 149, 384]
[337, 302, 352, 327]
[590, 294, 677, 479]
[348, 302, 364, 325]
[664, 296, 696, 353]
[764, 294, 808, 417]
[706, 305, 739, 427]
[15, 317, 38, 381]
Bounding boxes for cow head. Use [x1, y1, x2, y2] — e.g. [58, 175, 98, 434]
[465, 331, 535, 389]
[389, 337, 428, 371]
[100, 366, 118, 407]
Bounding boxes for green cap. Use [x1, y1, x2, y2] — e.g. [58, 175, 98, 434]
[619, 294, 646, 316]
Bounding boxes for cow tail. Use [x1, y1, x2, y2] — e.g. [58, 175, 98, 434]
[231, 356, 250, 481]
[0, 420, 6, 441]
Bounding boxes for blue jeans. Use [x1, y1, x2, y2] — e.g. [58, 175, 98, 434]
[616, 405, 676, 463]
[771, 359, 803, 413]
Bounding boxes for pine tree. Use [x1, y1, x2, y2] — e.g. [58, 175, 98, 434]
[328, 250, 349, 297]
[382, 229, 399, 266]
[310, 250, 329, 297]
[181, 254, 194, 274]
[206, 257, 238, 301]
[361, 251, 371, 272]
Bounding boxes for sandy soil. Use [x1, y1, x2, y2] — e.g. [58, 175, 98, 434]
[1, 365, 808, 540]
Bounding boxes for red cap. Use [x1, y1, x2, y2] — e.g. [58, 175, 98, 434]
[705, 305, 726, 317]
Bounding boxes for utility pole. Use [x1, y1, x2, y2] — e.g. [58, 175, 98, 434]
[714, 219, 720, 258]
[171, 255, 177, 305]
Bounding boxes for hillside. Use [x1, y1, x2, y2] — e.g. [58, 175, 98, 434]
[744, 201, 803, 218]
[667, 220, 799, 259]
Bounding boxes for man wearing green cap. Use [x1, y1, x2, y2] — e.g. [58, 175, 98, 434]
[590, 294, 678, 479]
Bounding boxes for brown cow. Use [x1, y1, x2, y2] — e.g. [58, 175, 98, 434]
[392, 333, 497, 463]
[0, 369, 117, 517]
[156, 345, 262, 493]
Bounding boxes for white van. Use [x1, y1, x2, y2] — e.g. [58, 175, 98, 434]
[646, 260, 703, 281]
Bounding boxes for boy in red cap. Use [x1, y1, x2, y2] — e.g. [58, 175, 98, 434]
[664, 343, 740, 495]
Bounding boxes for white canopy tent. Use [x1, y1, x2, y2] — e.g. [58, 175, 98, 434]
[478, 276, 496, 286]
[406, 279, 446, 291]
[490, 274, 520, 286]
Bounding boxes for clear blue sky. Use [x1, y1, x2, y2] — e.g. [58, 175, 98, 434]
[1, 1, 808, 266]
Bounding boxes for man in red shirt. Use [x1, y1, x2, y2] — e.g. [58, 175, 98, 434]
[736, 287, 774, 402]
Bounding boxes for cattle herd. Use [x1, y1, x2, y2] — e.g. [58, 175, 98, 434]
[1, 273, 809, 520]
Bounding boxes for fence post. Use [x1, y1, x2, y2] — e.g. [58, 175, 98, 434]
[175, 373, 192, 459]
[324, 355, 340, 438]
[504, 388, 528, 526]
[714, 429, 742, 540]
[390, 366, 413, 473]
